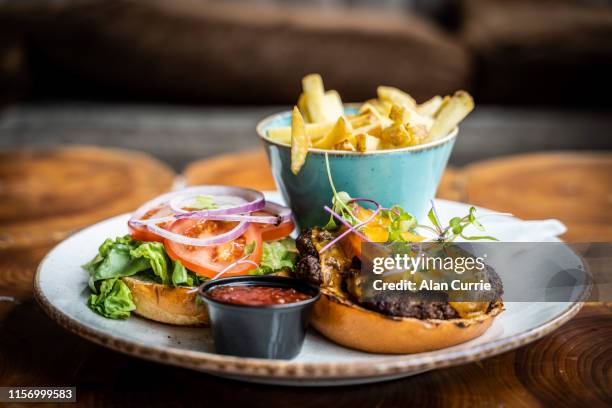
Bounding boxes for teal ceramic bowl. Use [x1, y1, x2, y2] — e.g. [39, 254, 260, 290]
[256, 107, 457, 229]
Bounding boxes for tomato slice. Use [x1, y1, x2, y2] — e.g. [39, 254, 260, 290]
[128, 204, 174, 242]
[251, 211, 295, 241]
[164, 219, 263, 278]
[261, 219, 295, 241]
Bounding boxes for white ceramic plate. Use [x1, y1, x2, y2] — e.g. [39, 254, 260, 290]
[34, 195, 585, 386]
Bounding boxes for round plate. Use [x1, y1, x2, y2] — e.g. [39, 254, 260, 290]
[34, 196, 585, 386]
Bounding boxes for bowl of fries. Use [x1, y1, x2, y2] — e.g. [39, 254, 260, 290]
[257, 74, 474, 228]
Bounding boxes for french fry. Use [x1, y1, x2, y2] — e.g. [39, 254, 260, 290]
[334, 140, 356, 151]
[358, 102, 383, 120]
[353, 119, 382, 137]
[301, 74, 344, 124]
[380, 123, 411, 147]
[348, 113, 374, 129]
[428, 91, 474, 140]
[389, 104, 406, 123]
[354, 103, 393, 133]
[417, 95, 443, 117]
[280, 74, 475, 155]
[297, 93, 310, 122]
[375, 99, 393, 116]
[356, 133, 381, 152]
[267, 122, 335, 145]
[314, 116, 353, 149]
[377, 86, 416, 108]
[302, 74, 327, 123]
[354, 122, 383, 138]
[291, 106, 310, 175]
[387, 104, 432, 129]
[437, 95, 450, 112]
[363, 99, 392, 116]
[406, 124, 429, 145]
[324, 90, 344, 121]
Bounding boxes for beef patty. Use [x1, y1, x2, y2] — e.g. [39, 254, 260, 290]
[294, 228, 503, 320]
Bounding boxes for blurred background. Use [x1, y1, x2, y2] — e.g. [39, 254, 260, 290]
[1, 0, 611, 168]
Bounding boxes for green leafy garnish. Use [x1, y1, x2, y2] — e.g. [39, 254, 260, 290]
[83, 235, 203, 319]
[323, 153, 359, 229]
[192, 195, 218, 210]
[171, 259, 204, 287]
[251, 239, 297, 275]
[83, 236, 151, 284]
[130, 241, 169, 284]
[244, 241, 256, 256]
[381, 205, 418, 242]
[426, 204, 498, 242]
[87, 278, 136, 319]
[428, 208, 442, 232]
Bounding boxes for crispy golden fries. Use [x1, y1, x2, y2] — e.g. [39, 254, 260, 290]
[356, 133, 380, 152]
[271, 74, 474, 174]
[314, 116, 353, 149]
[417, 95, 443, 117]
[300, 74, 343, 123]
[324, 90, 344, 121]
[290, 106, 309, 175]
[428, 91, 474, 141]
[267, 122, 334, 145]
[377, 86, 416, 108]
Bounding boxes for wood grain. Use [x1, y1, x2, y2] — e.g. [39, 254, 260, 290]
[1, 149, 611, 407]
[463, 152, 612, 241]
[184, 150, 276, 191]
[0, 146, 175, 250]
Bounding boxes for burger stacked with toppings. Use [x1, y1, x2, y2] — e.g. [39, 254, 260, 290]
[289, 159, 504, 354]
[83, 186, 298, 325]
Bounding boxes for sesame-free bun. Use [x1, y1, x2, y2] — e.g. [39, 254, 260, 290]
[122, 276, 208, 326]
[310, 289, 503, 354]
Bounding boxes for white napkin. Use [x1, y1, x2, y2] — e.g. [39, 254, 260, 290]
[457, 217, 567, 242]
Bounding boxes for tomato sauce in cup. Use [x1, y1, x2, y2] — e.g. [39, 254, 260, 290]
[207, 285, 311, 306]
[200, 276, 320, 359]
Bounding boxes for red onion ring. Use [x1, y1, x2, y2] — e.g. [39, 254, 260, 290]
[319, 199, 382, 253]
[263, 201, 293, 223]
[176, 201, 292, 225]
[128, 186, 244, 226]
[170, 186, 265, 217]
[129, 186, 292, 246]
[148, 220, 249, 247]
[131, 215, 177, 227]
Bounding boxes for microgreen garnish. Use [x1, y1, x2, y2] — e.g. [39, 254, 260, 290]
[324, 153, 360, 229]
[192, 195, 218, 210]
[244, 241, 256, 256]
[425, 200, 498, 242]
[381, 205, 418, 242]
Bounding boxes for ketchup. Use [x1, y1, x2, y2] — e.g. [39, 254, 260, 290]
[208, 285, 311, 306]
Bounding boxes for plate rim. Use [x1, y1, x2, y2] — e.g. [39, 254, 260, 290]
[34, 212, 585, 380]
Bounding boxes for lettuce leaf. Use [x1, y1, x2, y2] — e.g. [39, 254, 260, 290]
[83, 236, 150, 283]
[171, 259, 204, 287]
[251, 238, 297, 275]
[87, 278, 136, 319]
[130, 241, 169, 284]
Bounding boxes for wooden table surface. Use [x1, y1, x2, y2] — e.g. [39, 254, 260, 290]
[1, 147, 611, 407]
